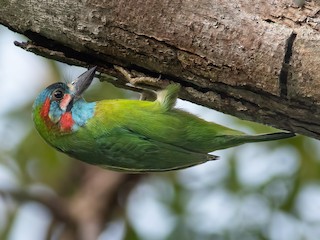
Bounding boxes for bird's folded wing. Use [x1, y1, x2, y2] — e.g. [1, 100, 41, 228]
[95, 127, 217, 172]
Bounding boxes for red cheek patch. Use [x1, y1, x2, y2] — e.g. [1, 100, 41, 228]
[60, 112, 74, 132]
[40, 98, 53, 127]
[40, 98, 50, 119]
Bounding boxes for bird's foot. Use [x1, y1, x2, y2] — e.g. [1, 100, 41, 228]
[114, 65, 166, 100]
[114, 65, 160, 86]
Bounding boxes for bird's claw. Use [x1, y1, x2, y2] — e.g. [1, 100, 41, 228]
[114, 65, 162, 100]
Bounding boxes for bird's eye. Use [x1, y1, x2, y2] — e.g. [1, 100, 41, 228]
[52, 89, 64, 100]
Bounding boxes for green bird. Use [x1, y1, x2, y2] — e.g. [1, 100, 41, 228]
[32, 67, 295, 172]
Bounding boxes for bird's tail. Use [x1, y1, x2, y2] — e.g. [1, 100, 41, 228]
[238, 132, 295, 143]
[201, 131, 296, 153]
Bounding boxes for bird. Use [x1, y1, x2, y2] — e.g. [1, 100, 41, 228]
[32, 66, 295, 172]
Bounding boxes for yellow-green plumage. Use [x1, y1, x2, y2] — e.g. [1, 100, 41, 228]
[32, 68, 295, 172]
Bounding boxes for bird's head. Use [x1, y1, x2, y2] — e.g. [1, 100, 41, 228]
[33, 67, 97, 135]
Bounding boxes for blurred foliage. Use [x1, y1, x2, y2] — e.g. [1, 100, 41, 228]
[1, 30, 320, 240]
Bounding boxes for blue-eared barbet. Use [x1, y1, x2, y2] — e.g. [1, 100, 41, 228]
[32, 67, 295, 172]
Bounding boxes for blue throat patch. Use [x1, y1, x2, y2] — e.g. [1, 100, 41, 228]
[70, 99, 96, 131]
[47, 98, 96, 132]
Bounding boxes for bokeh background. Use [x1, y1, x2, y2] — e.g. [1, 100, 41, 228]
[1, 25, 320, 240]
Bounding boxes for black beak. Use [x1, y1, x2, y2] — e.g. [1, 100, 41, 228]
[69, 66, 97, 98]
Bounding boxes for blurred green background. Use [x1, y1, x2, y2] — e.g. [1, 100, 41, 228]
[1, 25, 320, 240]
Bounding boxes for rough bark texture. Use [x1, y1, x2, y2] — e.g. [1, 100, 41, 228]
[1, 0, 320, 139]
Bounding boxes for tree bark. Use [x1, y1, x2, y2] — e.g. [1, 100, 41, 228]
[1, 0, 320, 139]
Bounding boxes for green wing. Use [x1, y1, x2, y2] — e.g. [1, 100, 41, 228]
[93, 127, 217, 172]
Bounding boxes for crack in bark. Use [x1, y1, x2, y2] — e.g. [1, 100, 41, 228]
[279, 32, 297, 98]
[113, 25, 210, 60]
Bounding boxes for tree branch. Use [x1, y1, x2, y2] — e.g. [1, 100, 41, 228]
[1, 0, 320, 138]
